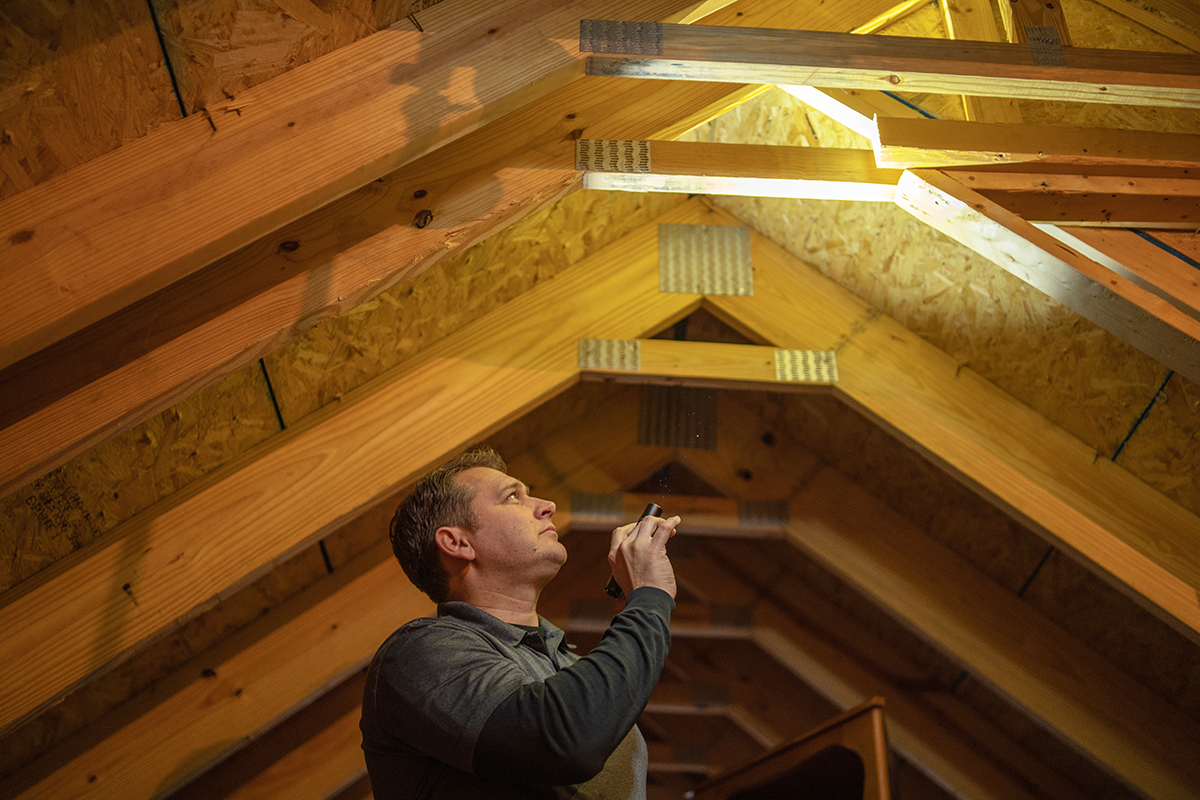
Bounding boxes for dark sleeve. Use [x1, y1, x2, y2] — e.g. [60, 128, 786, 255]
[472, 587, 674, 785]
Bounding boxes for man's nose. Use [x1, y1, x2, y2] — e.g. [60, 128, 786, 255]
[535, 497, 555, 517]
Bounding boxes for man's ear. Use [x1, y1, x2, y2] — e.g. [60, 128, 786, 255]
[435, 526, 476, 563]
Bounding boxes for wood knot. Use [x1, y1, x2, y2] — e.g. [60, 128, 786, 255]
[9, 229, 34, 244]
[277, 240, 300, 253]
[414, 209, 434, 228]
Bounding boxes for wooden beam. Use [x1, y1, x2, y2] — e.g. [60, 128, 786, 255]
[651, 573, 1070, 800]
[214, 708, 364, 800]
[896, 169, 1200, 381]
[979, 188, 1200, 228]
[576, 336, 841, 389]
[169, 671, 369, 800]
[1090, 0, 1200, 53]
[678, 534, 1091, 800]
[850, 0, 932, 34]
[940, 0, 1023, 123]
[580, 141, 902, 200]
[0, 205, 701, 734]
[0, 76, 741, 500]
[1062, 227, 1200, 318]
[998, 0, 1073, 45]
[749, 613, 1069, 800]
[697, 198, 1200, 642]
[778, 86, 928, 141]
[0, 0, 711, 373]
[945, 162, 1200, 196]
[873, 116, 1200, 168]
[784, 468, 1200, 800]
[1, 540, 432, 800]
[646, 683, 784, 748]
[584, 24, 1200, 108]
[0, 0, 903, 501]
[688, 698, 890, 800]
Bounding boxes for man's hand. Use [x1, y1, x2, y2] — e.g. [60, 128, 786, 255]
[608, 515, 681, 600]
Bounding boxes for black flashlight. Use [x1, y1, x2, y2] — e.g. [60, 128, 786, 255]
[604, 502, 664, 599]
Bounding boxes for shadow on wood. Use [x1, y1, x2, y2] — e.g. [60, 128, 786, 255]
[686, 698, 889, 800]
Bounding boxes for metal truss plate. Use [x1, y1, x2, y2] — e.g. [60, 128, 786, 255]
[580, 19, 664, 55]
[575, 139, 651, 173]
[1026, 26, 1066, 67]
[774, 349, 839, 383]
[659, 224, 753, 296]
[578, 338, 641, 371]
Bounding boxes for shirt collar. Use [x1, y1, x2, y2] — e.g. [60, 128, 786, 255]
[436, 601, 569, 655]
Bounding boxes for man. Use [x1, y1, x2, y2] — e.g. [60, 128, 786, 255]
[361, 447, 681, 799]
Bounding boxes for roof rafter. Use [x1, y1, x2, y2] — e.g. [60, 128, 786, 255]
[896, 169, 1200, 382]
[698, 199, 1200, 641]
[584, 23, 1200, 107]
[0, 0, 718, 373]
[785, 467, 1200, 798]
[0, 0, 908, 500]
[873, 117, 1200, 169]
[0, 206, 701, 734]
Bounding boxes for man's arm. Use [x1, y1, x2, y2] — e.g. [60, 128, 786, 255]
[472, 586, 674, 785]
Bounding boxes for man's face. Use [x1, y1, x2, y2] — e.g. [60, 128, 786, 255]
[454, 467, 566, 586]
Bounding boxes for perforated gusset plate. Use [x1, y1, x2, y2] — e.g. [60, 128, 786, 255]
[658, 224, 753, 296]
[570, 491, 625, 523]
[774, 349, 839, 383]
[637, 385, 717, 449]
[575, 139, 651, 173]
[1026, 25, 1066, 67]
[579, 20, 664, 55]
[737, 499, 789, 527]
[578, 338, 641, 371]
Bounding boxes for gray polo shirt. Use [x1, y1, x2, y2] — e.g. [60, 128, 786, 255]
[361, 588, 674, 799]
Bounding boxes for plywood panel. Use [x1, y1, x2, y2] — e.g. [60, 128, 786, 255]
[0, 363, 279, 590]
[690, 92, 1190, 518]
[751, 391, 1051, 593]
[0, 0, 181, 201]
[264, 189, 686, 422]
[1114, 371, 1200, 515]
[152, 0, 404, 114]
[1022, 548, 1200, 721]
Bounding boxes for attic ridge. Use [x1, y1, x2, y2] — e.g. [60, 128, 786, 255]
[658, 224, 753, 296]
[579, 20, 664, 56]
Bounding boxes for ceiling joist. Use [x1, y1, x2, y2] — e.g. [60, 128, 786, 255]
[584, 23, 1200, 107]
[579, 141, 902, 200]
[873, 117, 1200, 169]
